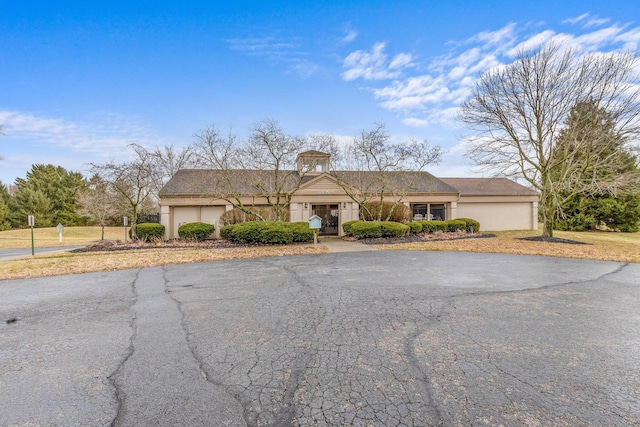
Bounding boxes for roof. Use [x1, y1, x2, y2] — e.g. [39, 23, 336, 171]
[440, 178, 539, 196]
[158, 169, 304, 196]
[159, 169, 538, 198]
[332, 170, 458, 193]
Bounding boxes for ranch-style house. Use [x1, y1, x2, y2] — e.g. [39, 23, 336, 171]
[158, 151, 539, 239]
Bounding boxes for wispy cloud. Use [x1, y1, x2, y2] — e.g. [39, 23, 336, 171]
[341, 28, 358, 44]
[342, 42, 413, 81]
[0, 110, 150, 159]
[342, 16, 640, 128]
[227, 35, 321, 78]
[563, 13, 610, 28]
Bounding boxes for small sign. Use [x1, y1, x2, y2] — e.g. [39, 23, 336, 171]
[56, 223, 64, 233]
[123, 216, 129, 226]
[309, 215, 322, 230]
[28, 215, 35, 227]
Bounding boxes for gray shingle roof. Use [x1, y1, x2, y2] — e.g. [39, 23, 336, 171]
[440, 178, 539, 196]
[159, 169, 538, 198]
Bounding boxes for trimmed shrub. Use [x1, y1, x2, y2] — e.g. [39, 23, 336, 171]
[420, 220, 447, 233]
[361, 201, 412, 223]
[445, 219, 467, 232]
[350, 221, 383, 239]
[259, 223, 293, 244]
[342, 220, 361, 236]
[226, 221, 263, 243]
[289, 222, 314, 243]
[456, 217, 480, 233]
[178, 222, 216, 240]
[220, 221, 313, 244]
[219, 224, 234, 240]
[350, 221, 410, 239]
[380, 221, 410, 237]
[131, 222, 165, 241]
[408, 221, 423, 234]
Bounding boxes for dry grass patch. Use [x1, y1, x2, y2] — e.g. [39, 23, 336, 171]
[377, 230, 640, 263]
[0, 244, 330, 280]
[0, 226, 126, 249]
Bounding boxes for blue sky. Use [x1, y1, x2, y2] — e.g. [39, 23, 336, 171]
[1, 1, 639, 185]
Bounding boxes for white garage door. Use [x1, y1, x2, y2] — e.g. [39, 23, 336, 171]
[456, 202, 534, 231]
[172, 207, 199, 238]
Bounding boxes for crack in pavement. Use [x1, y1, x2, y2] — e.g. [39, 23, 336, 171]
[108, 267, 246, 427]
[108, 269, 141, 427]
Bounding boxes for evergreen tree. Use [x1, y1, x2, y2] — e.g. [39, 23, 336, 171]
[12, 164, 88, 227]
[8, 187, 53, 227]
[554, 101, 640, 231]
[0, 181, 11, 230]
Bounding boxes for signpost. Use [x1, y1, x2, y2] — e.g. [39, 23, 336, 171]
[123, 216, 129, 241]
[28, 215, 35, 256]
[56, 223, 64, 243]
[309, 215, 322, 247]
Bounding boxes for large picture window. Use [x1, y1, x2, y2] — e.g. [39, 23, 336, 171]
[411, 203, 446, 221]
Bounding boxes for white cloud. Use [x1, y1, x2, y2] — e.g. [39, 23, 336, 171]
[342, 42, 413, 81]
[506, 30, 557, 56]
[563, 13, 610, 29]
[562, 13, 590, 25]
[402, 117, 428, 127]
[389, 52, 414, 69]
[227, 35, 319, 78]
[341, 29, 358, 43]
[470, 22, 517, 47]
[0, 110, 150, 157]
[341, 14, 640, 133]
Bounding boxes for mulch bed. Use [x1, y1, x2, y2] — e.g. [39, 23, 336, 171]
[517, 236, 590, 245]
[70, 232, 588, 253]
[356, 232, 497, 245]
[70, 239, 253, 253]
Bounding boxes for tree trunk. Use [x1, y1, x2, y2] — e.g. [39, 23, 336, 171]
[540, 192, 554, 238]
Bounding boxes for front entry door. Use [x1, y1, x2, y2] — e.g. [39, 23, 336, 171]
[312, 204, 339, 235]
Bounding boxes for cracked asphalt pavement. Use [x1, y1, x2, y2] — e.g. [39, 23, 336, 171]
[1, 251, 639, 426]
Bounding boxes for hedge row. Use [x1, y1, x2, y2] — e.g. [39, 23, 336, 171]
[343, 218, 480, 239]
[220, 221, 313, 244]
[178, 222, 216, 240]
[345, 221, 410, 239]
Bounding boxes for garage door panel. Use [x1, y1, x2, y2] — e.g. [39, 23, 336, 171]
[457, 203, 533, 231]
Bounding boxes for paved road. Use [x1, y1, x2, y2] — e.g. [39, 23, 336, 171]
[1, 251, 639, 426]
[0, 246, 82, 261]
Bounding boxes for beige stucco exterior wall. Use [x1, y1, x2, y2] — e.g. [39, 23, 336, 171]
[159, 176, 539, 238]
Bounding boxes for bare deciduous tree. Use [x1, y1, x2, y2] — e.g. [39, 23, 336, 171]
[460, 43, 640, 237]
[130, 143, 197, 191]
[90, 149, 160, 237]
[192, 119, 339, 221]
[333, 123, 443, 221]
[78, 174, 120, 240]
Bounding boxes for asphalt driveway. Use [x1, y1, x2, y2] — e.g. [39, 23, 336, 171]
[1, 251, 639, 426]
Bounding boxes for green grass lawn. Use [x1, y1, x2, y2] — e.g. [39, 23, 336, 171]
[0, 226, 129, 249]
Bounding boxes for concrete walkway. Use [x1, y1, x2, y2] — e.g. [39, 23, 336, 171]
[319, 236, 376, 252]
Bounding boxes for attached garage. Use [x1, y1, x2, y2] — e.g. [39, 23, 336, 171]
[442, 178, 539, 231]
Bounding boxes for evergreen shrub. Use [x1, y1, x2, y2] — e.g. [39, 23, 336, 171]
[131, 223, 165, 241]
[350, 221, 410, 239]
[177, 222, 216, 240]
[221, 221, 313, 244]
[445, 220, 467, 232]
[456, 218, 480, 232]
[408, 222, 423, 234]
[342, 220, 361, 236]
